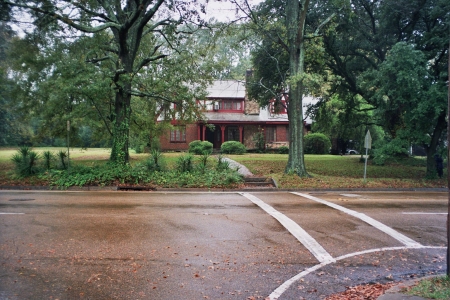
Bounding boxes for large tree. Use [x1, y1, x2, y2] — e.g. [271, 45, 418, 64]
[0, 21, 34, 146]
[242, 0, 336, 177]
[2, 0, 207, 164]
[320, 0, 449, 177]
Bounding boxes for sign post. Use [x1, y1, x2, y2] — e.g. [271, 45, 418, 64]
[364, 130, 372, 182]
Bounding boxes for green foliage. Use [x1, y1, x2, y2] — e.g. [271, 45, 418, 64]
[221, 141, 246, 154]
[304, 133, 331, 154]
[406, 276, 450, 300]
[58, 150, 68, 170]
[145, 149, 166, 172]
[46, 163, 142, 188]
[196, 152, 211, 173]
[176, 154, 194, 173]
[42, 153, 243, 189]
[216, 155, 231, 171]
[11, 146, 40, 177]
[42, 151, 54, 170]
[320, 0, 449, 178]
[372, 138, 410, 166]
[188, 140, 213, 155]
[277, 146, 289, 154]
[252, 130, 266, 153]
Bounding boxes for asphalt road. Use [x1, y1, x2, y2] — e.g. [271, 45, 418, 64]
[0, 190, 447, 300]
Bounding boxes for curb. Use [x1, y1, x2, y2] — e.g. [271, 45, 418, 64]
[0, 186, 448, 192]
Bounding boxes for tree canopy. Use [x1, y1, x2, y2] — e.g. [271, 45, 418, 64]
[319, 0, 449, 176]
[2, 0, 219, 164]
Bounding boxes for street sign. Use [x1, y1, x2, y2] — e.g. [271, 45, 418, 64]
[364, 130, 372, 149]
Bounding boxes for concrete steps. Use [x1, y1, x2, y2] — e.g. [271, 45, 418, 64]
[243, 177, 276, 188]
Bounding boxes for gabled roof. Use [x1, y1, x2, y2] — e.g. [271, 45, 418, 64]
[206, 80, 245, 99]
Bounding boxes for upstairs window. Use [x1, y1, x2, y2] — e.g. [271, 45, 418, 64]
[211, 100, 243, 111]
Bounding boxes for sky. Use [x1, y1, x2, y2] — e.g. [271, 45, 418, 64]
[204, 0, 263, 22]
[9, 0, 265, 36]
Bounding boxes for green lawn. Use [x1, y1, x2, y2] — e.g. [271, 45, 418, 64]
[0, 148, 446, 189]
[228, 153, 446, 189]
[405, 276, 450, 299]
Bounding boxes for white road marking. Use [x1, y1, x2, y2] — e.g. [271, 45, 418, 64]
[0, 212, 24, 215]
[340, 194, 361, 198]
[268, 245, 445, 300]
[292, 192, 423, 248]
[402, 212, 447, 215]
[239, 192, 335, 264]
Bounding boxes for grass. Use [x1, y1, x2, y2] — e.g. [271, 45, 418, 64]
[405, 276, 450, 299]
[0, 148, 447, 189]
[227, 154, 447, 189]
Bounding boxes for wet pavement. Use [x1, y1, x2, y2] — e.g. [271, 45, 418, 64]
[0, 190, 447, 299]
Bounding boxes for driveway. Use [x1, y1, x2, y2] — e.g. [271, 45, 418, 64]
[0, 190, 446, 299]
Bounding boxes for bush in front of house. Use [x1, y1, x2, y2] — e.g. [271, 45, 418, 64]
[278, 146, 289, 154]
[189, 140, 213, 155]
[304, 133, 331, 154]
[221, 141, 246, 154]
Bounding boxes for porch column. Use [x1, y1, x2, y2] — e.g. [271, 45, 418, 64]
[239, 126, 243, 143]
[202, 126, 206, 141]
[197, 125, 201, 140]
[220, 125, 226, 145]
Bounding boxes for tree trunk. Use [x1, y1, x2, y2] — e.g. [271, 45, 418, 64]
[285, 0, 310, 177]
[110, 85, 131, 164]
[425, 111, 446, 178]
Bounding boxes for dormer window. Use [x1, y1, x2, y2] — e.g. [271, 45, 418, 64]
[217, 100, 243, 111]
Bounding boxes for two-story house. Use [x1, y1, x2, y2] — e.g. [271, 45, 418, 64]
[159, 80, 316, 151]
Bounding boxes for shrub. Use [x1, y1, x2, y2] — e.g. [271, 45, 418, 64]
[221, 141, 246, 154]
[176, 154, 194, 172]
[42, 151, 55, 170]
[372, 138, 409, 165]
[252, 130, 266, 153]
[216, 155, 230, 171]
[304, 133, 331, 154]
[134, 144, 145, 154]
[145, 149, 166, 172]
[278, 146, 289, 154]
[189, 140, 213, 155]
[11, 146, 40, 177]
[58, 150, 68, 169]
[197, 152, 211, 173]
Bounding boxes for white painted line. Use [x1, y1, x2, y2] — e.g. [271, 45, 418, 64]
[291, 192, 423, 248]
[0, 212, 25, 215]
[402, 212, 447, 215]
[268, 245, 445, 300]
[340, 194, 361, 198]
[240, 192, 335, 264]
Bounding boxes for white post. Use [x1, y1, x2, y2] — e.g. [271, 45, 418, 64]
[363, 130, 372, 182]
[364, 147, 368, 182]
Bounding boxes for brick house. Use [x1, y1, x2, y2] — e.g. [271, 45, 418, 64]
[159, 80, 316, 151]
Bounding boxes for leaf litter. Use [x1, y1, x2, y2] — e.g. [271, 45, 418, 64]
[325, 282, 397, 300]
